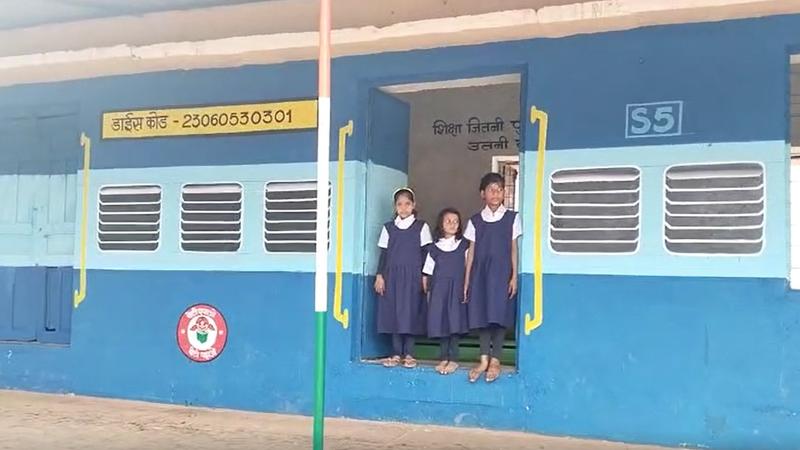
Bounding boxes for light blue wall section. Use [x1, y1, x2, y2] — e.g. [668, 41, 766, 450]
[363, 163, 408, 274]
[519, 141, 787, 278]
[51, 162, 364, 273]
[0, 173, 77, 267]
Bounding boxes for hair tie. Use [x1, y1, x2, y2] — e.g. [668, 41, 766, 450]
[393, 187, 415, 201]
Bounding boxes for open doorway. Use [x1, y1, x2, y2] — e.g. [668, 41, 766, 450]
[387, 74, 522, 224]
[363, 73, 523, 367]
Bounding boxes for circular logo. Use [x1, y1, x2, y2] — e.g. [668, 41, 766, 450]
[177, 304, 227, 363]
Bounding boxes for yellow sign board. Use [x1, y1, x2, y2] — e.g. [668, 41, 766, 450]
[102, 99, 318, 139]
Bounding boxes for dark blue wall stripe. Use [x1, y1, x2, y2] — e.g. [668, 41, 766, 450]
[0, 112, 80, 175]
[0, 15, 798, 171]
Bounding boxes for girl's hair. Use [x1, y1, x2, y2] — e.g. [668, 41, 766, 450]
[393, 187, 415, 203]
[393, 187, 418, 217]
[434, 207, 463, 240]
[479, 172, 505, 192]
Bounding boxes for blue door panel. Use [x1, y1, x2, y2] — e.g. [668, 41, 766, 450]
[0, 267, 45, 342]
[0, 109, 78, 344]
[37, 267, 72, 344]
[362, 89, 411, 359]
[0, 268, 14, 337]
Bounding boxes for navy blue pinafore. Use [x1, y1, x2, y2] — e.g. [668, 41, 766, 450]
[466, 211, 517, 329]
[426, 239, 470, 338]
[377, 220, 427, 336]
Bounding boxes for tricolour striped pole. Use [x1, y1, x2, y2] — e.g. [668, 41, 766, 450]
[313, 0, 332, 449]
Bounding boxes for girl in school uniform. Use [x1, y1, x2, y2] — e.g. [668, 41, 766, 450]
[423, 207, 470, 375]
[464, 172, 522, 383]
[374, 187, 432, 369]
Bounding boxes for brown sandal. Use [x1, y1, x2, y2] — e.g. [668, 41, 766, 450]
[382, 355, 401, 368]
[402, 355, 417, 368]
[485, 357, 501, 383]
[468, 355, 489, 383]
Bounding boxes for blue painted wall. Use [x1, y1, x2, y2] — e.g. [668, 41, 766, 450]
[1, 13, 800, 450]
[0, 266, 71, 343]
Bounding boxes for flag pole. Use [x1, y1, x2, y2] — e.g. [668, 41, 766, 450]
[313, 0, 332, 449]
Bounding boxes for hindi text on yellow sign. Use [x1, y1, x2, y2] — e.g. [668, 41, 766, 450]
[102, 100, 318, 139]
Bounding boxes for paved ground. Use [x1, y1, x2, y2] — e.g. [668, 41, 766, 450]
[0, 389, 675, 450]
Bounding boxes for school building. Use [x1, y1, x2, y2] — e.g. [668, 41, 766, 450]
[1, 1, 800, 448]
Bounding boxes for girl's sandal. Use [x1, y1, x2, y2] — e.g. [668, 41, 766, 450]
[402, 355, 418, 369]
[443, 361, 459, 375]
[468, 355, 489, 383]
[382, 355, 401, 368]
[485, 357, 502, 383]
[435, 360, 449, 374]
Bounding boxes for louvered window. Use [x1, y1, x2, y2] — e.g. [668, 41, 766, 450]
[264, 181, 330, 253]
[180, 183, 242, 252]
[664, 162, 764, 255]
[97, 185, 161, 251]
[549, 167, 640, 253]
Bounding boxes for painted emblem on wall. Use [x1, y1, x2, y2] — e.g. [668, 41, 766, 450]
[177, 304, 228, 363]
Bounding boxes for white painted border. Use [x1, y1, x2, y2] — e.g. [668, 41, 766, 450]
[661, 161, 766, 258]
[96, 183, 163, 254]
[178, 181, 244, 255]
[788, 155, 800, 289]
[263, 180, 332, 255]
[492, 155, 521, 210]
[382, 74, 521, 94]
[624, 100, 684, 139]
[491, 155, 520, 173]
[547, 164, 643, 256]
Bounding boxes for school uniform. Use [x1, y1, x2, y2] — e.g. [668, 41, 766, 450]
[463, 205, 522, 331]
[376, 215, 432, 345]
[423, 236, 469, 338]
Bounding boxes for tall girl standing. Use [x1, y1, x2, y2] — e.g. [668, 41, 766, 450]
[464, 172, 522, 383]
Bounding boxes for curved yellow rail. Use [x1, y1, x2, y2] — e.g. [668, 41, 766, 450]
[73, 132, 91, 308]
[333, 120, 353, 329]
[524, 107, 548, 335]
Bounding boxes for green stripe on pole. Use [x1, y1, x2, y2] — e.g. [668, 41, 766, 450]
[313, 311, 327, 450]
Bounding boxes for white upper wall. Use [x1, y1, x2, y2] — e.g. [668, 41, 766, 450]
[0, 0, 581, 56]
[0, 0, 266, 32]
[0, 0, 799, 87]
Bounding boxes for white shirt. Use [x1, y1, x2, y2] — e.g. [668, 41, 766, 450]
[422, 236, 466, 275]
[463, 205, 522, 242]
[377, 214, 433, 249]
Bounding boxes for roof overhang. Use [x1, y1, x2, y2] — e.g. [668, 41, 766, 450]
[1, 0, 799, 88]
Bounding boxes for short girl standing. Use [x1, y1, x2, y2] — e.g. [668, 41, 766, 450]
[423, 207, 469, 375]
